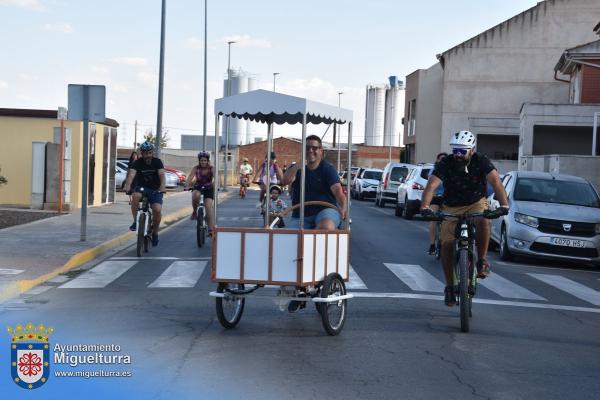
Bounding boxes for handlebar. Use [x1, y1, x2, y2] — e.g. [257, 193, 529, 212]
[420, 209, 507, 222]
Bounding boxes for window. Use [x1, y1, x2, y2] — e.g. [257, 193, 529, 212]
[514, 178, 600, 208]
[407, 99, 416, 136]
[363, 171, 382, 181]
[390, 167, 409, 182]
[420, 168, 432, 180]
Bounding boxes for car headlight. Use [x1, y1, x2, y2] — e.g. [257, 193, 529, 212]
[514, 212, 539, 228]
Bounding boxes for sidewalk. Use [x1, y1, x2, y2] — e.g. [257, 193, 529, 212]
[0, 190, 233, 302]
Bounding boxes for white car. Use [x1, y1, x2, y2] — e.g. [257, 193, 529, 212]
[395, 163, 434, 219]
[115, 166, 179, 190]
[375, 162, 414, 208]
[352, 168, 382, 200]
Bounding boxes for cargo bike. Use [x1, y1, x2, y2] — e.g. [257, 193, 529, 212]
[209, 90, 354, 335]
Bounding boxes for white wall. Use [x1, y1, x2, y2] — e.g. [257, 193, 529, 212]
[414, 63, 443, 163]
[440, 0, 600, 151]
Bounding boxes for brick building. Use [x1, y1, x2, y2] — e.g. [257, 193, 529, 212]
[237, 137, 402, 175]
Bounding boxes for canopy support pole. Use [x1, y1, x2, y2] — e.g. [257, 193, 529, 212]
[265, 122, 273, 227]
[346, 122, 353, 230]
[214, 115, 220, 224]
[300, 114, 307, 228]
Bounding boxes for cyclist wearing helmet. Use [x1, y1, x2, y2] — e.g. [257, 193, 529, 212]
[420, 131, 509, 306]
[239, 157, 253, 188]
[124, 141, 166, 246]
[186, 151, 215, 236]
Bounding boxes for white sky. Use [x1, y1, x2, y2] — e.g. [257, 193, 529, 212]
[0, 0, 539, 148]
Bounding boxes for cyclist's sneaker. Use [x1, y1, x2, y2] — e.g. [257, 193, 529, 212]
[129, 222, 137, 231]
[151, 233, 159, 247]
[190, 211, 197, 221]
[428, 244, 436, 255]
[476, 259, 491, 279]
[444, 286, 456, 307]
[288, 293, 307, 313]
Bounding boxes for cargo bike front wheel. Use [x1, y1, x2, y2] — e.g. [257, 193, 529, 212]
[215, 283, 245, 329]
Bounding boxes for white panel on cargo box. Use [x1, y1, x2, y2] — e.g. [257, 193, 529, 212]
[327, 234, 337, 276]
[272, 234, 298, 282]
[302, 234, 314, 284]
[338, 234, 349, 280]
[244, 233, 270, 281]
[315, 234, 326, 282]
[216, 232, 241, 280]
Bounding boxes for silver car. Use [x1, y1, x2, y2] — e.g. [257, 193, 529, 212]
[488, 171, 600, 266]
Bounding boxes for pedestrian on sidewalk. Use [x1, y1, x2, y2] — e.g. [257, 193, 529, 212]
[124, 142, 166, 247]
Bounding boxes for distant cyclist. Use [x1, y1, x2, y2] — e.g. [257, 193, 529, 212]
[124, 141, 166, 247]
[420, 131, 508, 306]
[186, 151, 215, 237]
[239, 157, 253, 192]
[427, 152, 447, 255]
[255, 152, 283, 206]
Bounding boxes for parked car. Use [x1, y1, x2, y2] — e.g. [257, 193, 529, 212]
[375, 162, 414, 207]
[164, 171, 179, 189]
[164, 166, 187, 184]
[115, 165, 127, 190]
[395, 163, 434, 219]
[340, 166, 361, 186]
[488, 171, 600, 266]
[352, 168, 382, 200]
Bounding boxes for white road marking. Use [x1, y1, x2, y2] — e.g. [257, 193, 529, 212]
[479, 273, 546, 301]
[148, 261, 207, 288]
[346, 265, 367, 290]
[111, 257, 211, 260]
[59, 261, 137, 289]
[528, 273, 600, 306]
[349, 292, 600, 314]
[384, 263, 444, 292]
[0, 268, 24, 275]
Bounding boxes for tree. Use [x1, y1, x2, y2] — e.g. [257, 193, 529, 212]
[0, 167, 7, 187]
[142, 128, 170, 149]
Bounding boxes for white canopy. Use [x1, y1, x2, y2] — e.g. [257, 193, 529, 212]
[214, 89, 353, 125]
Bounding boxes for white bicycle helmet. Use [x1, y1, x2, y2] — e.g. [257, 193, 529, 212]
[449, 130, 476, 149]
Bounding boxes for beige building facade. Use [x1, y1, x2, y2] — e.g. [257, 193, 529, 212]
[0, 109, 119, 209]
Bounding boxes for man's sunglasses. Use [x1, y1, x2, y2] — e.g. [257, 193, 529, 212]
[452, 148, 469, 156]
[306, 145, 321, 152]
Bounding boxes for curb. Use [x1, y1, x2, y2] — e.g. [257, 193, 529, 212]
[0, 191, 233, 303]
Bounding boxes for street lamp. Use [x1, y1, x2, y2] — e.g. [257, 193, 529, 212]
[273, 72, 280, 92]
[222, 40, 236, 191]
[337, 92, 343, 173]
[202, 0, 208, 151]
[155, 0, 167, 158]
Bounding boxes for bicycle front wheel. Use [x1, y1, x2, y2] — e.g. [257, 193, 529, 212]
[196, 207, 205, 248]
[458, 248, 470, 333]
[136, 213, 146, 257]
[216, 283, 245, 329]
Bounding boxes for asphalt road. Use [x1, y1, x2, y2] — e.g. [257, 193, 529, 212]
[1, 189, 599, 399]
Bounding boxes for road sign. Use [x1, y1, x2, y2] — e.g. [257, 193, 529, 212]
[57, 107, 67, 120]
[67, 84, 105, 122]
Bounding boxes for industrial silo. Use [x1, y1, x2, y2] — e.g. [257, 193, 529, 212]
[383, 76, 405, 147]
[223, 68, 249, 146]
[245, 75, 258, 145]
[364, 84, 385, 146]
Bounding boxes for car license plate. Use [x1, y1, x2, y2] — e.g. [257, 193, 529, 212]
[550, 237, 586, 248]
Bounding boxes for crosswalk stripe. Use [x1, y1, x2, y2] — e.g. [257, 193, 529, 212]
[59, 261, 137, 289]
[148, 261, 207, 288]
[479, 273, 546, 301]
[384, 263, 444, 292]
[347, 265, 367, 289]
[528, 273, 600, 306]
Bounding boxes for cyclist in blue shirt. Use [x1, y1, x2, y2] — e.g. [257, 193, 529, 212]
[427, 152, 447, 255]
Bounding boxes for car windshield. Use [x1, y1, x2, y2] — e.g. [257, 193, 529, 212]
[363, 171, 382, 180]
[514, 178, 600, 208]
[390, 167, 409, 182]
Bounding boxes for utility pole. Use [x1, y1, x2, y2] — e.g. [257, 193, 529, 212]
[155, 0, 166, 158]
[273, 72, 280, 92]
[202, 0, 208, 151]
[223, 40, 235, 191]
[337, 92, 343, 173]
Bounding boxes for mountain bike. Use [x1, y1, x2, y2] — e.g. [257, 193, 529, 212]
[136, 188, 156, 257]
[424, 209, 505, 332]
[433, 221, 442, 260]
[189, 187, 208, 248]
[239, 174, 250, 199]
